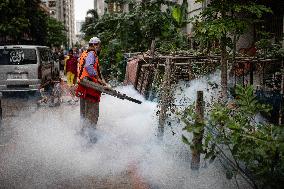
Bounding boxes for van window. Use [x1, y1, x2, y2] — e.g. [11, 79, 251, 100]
[0, 48, 37, 65]
[39, 48, 50, 63]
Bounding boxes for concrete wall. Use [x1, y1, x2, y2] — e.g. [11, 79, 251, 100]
[186, 0, 203, 34]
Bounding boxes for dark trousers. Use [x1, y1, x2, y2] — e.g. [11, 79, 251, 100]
[80, 98, 99, 128]
[80, 98, 99, 143]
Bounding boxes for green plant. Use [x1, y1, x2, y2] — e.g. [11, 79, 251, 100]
[46, 17, 67, 47]
[255, 34, 283, 59]
[81, 1, 190, 81]
[181, 85, 284, 189]
[0, 0, 67, 46]
[193, 0, 272, 99]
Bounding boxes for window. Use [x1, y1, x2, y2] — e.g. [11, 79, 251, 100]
[0, 48, 37, 65]
[108, 2, 123, 13]
[39, 49, 49, 63]
[50, 10, 56, 15]
[48, 1, 56, 7]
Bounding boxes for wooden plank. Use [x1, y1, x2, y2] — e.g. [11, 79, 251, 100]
[191, 91, 204, 170]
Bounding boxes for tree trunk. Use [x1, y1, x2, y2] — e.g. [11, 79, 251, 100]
[191, 91, 204, 170]
[220, 37, 228, 100]
[150, 39, 156, 61]
[147, 39, 156, 100]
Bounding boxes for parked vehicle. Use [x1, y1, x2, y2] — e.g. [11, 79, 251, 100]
[0, 45, 59, 92]
[52, 52, 60, 80]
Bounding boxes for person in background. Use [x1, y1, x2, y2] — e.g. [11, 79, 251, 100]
[64, 49, 78, 87]
[73, 48, 80, 59]
[58, 49, 65, 71]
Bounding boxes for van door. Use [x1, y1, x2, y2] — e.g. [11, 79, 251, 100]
[0, 47, 39, 91]
[38, 48, 52, 86]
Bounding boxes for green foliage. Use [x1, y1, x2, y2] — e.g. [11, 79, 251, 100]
[0, 0, 29, 41]
[46, 17, 67, 47]
[171, 0, 188, 28]
[181, 85, 284, 188]
[99, 39, 126, 81]
[255, 31, 284, 59]
[193, 0, 272, 100]
[25, 0, 48, 45]
[81, 9, 99, 39]
[82, 1, 190, 81]
[193, 0, 272, 52]
[0, 0, 67, 46]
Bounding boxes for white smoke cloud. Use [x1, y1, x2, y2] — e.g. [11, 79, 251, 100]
[0, 80, 249, 188]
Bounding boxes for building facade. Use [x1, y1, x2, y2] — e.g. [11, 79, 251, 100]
[94, 0, 134, 17]
[75, 20, 85, 46]
[93, 0, 283, 49]
[94, 0, 107, 17]
[41, 0, 75, 48]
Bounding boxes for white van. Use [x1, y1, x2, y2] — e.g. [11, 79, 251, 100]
[0, 45, 60, 92]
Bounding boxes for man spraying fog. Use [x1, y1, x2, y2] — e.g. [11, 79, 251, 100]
[76, 37, 111, 142]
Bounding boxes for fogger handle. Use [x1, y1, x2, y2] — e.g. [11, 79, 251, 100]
[80, 79, 142, 104]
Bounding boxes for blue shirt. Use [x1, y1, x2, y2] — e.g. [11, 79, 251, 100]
[85, 51, 97, 77]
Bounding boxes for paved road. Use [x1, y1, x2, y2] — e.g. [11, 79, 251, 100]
[0, 92, 38, 146]
[0, 90, 147, 189]
[0, 84, 249, 189]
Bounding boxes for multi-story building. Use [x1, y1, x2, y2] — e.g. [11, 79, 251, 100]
[94, 0, 106, 16]
[41, 0, 75, 48]
[94, 0, 132, 17]
[75, 20, 85, 45]
[94, 0, 107, 17]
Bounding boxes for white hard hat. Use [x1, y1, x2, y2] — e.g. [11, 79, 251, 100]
[89, 37, 101, 44]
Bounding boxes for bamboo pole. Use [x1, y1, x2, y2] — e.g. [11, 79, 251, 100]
[147, 39, 156, 100]
[191, 91, 204, 170]
[158, 58, 172, 138]
[149, 39, 156, 62]
[188, 59, 194, 80]
[134, 61, 142, 90]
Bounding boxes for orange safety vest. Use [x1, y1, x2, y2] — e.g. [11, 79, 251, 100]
[75, 50, 101, 102]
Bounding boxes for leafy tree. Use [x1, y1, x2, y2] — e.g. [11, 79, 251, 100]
[24, 0, 48, 45]
[171, 0, 188, 29]
[0, 0, 67, 46]
[181, 85, 284, 189]
[81, 1, 190, 81]
[0, 0, 29, 42]
[81, 9, 99, 40]
[46, 17, 67, 47]
[193, 0, 272, 100]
